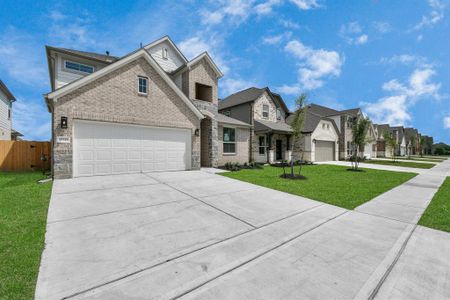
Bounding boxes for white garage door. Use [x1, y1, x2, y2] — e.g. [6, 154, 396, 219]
[315, 140, 335, 162]
[73, 121, 191, 177]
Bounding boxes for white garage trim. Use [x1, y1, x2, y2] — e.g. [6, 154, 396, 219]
[73, 120, 192, 177]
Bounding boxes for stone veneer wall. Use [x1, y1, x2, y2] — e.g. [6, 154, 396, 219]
[52, 57, 201, 178]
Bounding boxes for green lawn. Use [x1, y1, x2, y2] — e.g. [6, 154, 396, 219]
[221, 165, 416, 209]
[364, 159, 435, 169]
[419, 177, 450, 233]
[0, 172, 52, 299]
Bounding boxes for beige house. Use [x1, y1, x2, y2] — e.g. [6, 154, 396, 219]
[0, 80, 16, 140]
[44, 36, 250, 178]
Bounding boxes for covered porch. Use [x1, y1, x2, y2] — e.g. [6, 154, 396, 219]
[253, 120, 293, 164]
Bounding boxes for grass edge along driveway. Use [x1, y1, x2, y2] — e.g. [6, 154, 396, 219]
[363, 159, 435, 169]
[419, 177, 450, 233]
[0, 172, 52, 300]
[221, 165, 416, 210]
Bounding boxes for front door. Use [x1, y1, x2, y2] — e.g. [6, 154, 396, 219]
[276, 140, 282, 160]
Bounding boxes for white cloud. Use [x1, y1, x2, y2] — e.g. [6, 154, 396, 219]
[339, 22, 368, 45]
[413, 0, 446, 30]
[373, 21, 392, 33]
[262, 32, 292, 45]
[279, 19, 301, 29]
[380, 54, 431, 68]
[179, 35, 230, 75]
[444, 116, 450, 129]
[201, 0, 255, 25]
[48, 11, 96, 48]
[255, 0, 282, 15]
[220, 78, 257, 96]
[363, 67, 442, 126]
[284, 39, 343, 90]
[355, 34, 368, 45]
[289, 0, 321, 10]
[276, 84, 302, 95]
[417, 34, 424, 41]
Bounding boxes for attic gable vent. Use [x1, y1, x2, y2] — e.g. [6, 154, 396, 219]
[162, 48, 168, 59]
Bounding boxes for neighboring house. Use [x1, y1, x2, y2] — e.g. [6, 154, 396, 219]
[0, 80, 16, 140]
[300, 104, 376, 160]
[287, 110, 340, 162]
[45, 36, 251, 178]
[390, 126, 406, 156]
[218, 87, 293, 164]
[216, 114, 252, 165]
[364, 122, 378, 159]
[375, 124, 393, 157]
[405, 128, 419, 156]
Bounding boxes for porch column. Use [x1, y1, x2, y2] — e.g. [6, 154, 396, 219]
[267, 133, 274, 163]
[285, 135, 292, 162]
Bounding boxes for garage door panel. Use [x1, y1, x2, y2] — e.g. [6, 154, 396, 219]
[74, 121, 191, 177]
[315, 140, 335, 162]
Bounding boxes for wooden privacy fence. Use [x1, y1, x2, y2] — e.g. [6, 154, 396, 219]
[0, 141, 51, 171]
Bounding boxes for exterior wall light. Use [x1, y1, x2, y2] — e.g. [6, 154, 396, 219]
[194, 129, 200, 136]
[61, 116, 68, 129]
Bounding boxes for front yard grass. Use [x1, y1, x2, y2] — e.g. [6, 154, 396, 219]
[419, 177, 450, 233]
[0, 172, 52, 299]
[221, 165, 416, 209]
[363, 159, 435, 169]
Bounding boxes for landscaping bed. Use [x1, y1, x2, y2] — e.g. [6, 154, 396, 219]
[221, 165, 416, 209]
[0, 172, 52, 299]
[363, 159, 435, 169]
[419, 177, 450, 233]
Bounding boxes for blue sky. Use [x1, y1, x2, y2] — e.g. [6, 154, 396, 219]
[0, 0, 449, 143]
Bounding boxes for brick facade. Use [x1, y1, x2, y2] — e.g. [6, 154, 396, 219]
[52, 57, 201, 178]
[218, 125, 250, 166]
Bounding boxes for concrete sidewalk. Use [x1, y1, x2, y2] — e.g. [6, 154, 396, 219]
[373, 157, 438, 164]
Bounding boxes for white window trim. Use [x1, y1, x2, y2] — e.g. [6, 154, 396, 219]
[138, 76, 148, 95]
[223, 127, 236, 155]
[64, 60, 95, 75]
[262, 104, 269, 119]
[258, 135, 267, 155]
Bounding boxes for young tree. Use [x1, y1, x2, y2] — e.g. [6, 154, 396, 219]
[349, 116, 371, 171]
[289, 93, 308, 177]
[383, 132, 398, 162]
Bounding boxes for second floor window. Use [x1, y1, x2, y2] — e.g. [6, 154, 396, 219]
[276, 108, 281, 120]
[223, 127, 236, 153]
[65, 61, 94, 74]
[262, 104, 269, 118]
[138, 76, 148, 94]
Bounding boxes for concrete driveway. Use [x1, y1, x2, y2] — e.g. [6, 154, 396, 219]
[35, 167, 450, 299]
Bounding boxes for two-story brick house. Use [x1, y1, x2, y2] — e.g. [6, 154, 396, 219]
[44, 36, 251, 178]
[219, 87, 293, 163]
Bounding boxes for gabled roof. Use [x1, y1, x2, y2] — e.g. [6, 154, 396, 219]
[0, 80, 16, 102]
[45, 46, 120, 64]
[45, 48, 204, 119]
[286, 110, 338, 134]
[144, 35, 188, 64]
[187, 52, 223, 78]
[217, 113, 252, 127]
[390, 126, 405, 142]
[375, 124, 390, 139]
[219, 87, 289, 113]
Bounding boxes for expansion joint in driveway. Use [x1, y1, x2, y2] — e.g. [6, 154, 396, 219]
[367, 224, 418, 300]
[62, 202, 331, 299]
[171, 210, 348, 299]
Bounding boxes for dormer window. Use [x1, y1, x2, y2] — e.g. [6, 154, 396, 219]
[162, 48, 168, 59]
[262, 105, 269, 118]
[138, 76, 148, 94]
[64, 60, 94, 74]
